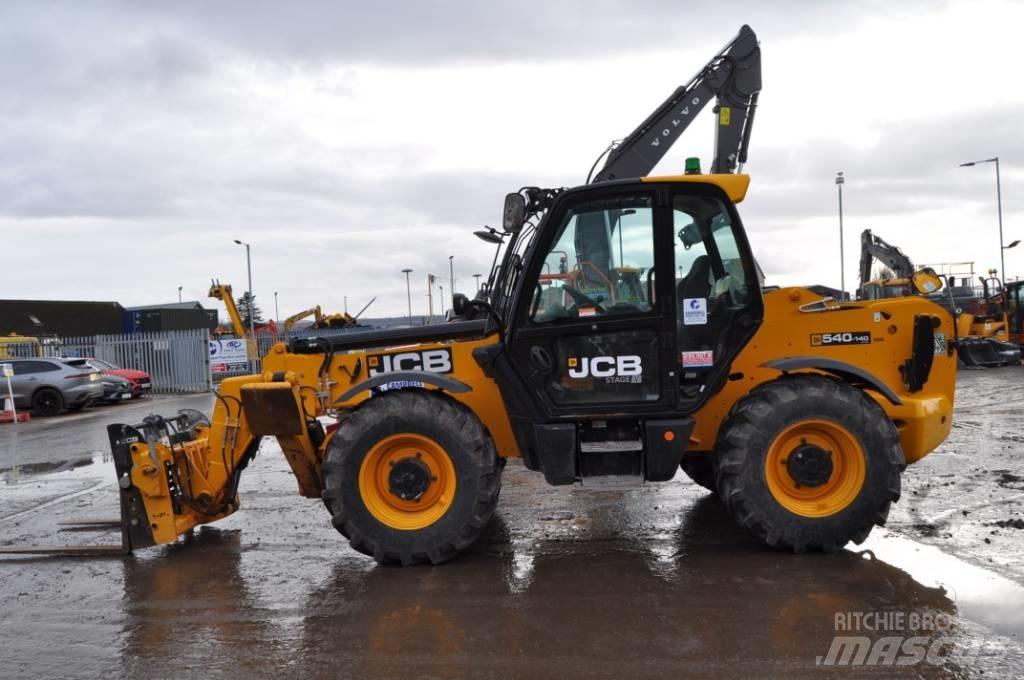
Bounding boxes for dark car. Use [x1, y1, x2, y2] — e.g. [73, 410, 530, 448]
[84, 358, 153, 398]
[3, 358, 104, 416]
[98, 373, 133, 404]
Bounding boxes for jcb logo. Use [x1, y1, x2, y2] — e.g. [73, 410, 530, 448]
[368, 349, 453, 376]
[567, 355, 642, 379]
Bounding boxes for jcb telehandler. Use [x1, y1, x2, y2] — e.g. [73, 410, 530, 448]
[13, 26, 957, 564]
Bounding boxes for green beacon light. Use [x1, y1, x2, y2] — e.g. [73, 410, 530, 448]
[684, 157, 702, 175]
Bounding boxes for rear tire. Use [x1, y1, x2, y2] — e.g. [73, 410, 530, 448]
[680, 454, 717, 493]
[322, 390, 502, 566]
[32, 388, 64, 417]
[715, 375, 903, 552]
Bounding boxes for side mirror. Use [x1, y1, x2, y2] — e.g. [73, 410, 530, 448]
[503, 193, 526, 233]
[452, 293, 470, 316]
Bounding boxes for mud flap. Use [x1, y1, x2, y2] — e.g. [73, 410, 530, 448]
[643, 418, 695, 482]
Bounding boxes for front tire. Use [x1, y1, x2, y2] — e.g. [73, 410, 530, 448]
[322, 390, 502, 566]
[716, 375, 903, 553]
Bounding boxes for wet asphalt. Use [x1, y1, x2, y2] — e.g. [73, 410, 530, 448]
[1, 373, 1023, 679]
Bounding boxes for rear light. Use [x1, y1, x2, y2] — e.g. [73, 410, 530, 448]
[65, 372, 100, 381]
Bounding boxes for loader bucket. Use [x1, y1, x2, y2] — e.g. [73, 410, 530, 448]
[957, 337, 1021, 368]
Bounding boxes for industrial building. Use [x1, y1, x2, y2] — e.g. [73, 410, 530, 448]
[124, 301, 218, 334]
[0, 299, 218, 337]
[0, 299, 125, 336]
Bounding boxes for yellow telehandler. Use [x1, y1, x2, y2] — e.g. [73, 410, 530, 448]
[4, 26, 958, 564]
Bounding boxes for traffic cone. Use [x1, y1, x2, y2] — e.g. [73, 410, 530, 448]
[1, 396, 29, 423]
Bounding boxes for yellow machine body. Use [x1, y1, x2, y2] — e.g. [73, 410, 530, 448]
[0, 334, 43, 358]
[121, 292, 955, 548]
[105, 172, 957, 556]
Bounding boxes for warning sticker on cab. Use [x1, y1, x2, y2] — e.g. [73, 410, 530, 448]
[810, 331, 871, 347]
[681, 350, 714, 368]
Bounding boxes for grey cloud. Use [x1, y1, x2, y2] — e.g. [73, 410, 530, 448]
[740, 107, 1024, 229]
[0, 0, 1017, 316]
[44, 1, 921, 66]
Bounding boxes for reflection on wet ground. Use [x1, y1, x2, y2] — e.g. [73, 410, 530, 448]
[2, 454, 1023, 679]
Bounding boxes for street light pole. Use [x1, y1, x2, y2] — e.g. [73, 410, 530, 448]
[448, 255, 455, 307]
[234, 241, 256, 342]
[835, 172, 846, 298]
[960, 157, 1008, 288]
[474, 273, 482, 293]
[274, 291, 279, 328]
[232, 238, 256, 366]
[402, 268, 413, 325]
[178, 286, 183, 303]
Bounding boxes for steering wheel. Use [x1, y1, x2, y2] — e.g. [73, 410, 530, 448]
[561, 284, 607, 313]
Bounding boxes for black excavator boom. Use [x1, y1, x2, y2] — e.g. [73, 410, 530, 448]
[592, 24, 761, 182]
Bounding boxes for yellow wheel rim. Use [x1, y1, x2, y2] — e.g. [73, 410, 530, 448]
[764, 419, 866, 518]
[358, 433, 457, 530]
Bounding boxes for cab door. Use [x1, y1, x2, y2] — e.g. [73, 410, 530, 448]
[670, 185, 764, 406]
[505, 185, 677, 418]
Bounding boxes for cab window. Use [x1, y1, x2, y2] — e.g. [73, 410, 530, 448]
[529, 195, 655, 323]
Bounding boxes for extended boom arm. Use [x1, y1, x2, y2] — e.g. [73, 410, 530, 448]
[592, 24, 761, 182]
[859, 230, 915, 284]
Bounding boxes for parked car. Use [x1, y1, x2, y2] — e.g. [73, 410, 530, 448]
[83, 358, 153, 398]
[98, 373, 133, 404]
[2, 358, 104, 416]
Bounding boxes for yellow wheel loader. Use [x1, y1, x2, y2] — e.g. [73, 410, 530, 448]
[15, 26, 957, 564]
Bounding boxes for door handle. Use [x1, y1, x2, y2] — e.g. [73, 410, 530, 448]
[530, 346, 553, 373]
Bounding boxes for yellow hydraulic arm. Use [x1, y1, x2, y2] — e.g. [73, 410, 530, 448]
[208, 280, 247, 337]
[209, 279, 259, 360]
[283, 306, 324, 332]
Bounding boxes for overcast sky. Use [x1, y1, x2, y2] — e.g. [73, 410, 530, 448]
[1, 0, 1021, 319]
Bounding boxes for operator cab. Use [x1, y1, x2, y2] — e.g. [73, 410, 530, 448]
[485, 175, 764, 484]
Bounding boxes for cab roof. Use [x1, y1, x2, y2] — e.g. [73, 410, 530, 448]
[641, 173, 750, 203]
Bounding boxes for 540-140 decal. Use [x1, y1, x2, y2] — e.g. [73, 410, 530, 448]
[810, 331, 872, 347]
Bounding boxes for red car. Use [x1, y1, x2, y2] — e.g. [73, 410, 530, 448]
[84, 358, 153, 398]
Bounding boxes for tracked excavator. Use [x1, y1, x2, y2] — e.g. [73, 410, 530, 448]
[282, 298, 375, 333]
[4, 25, 958, 564]
[857, 229, 937, 300]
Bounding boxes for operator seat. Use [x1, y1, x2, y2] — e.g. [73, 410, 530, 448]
[677, 255, 712, 304]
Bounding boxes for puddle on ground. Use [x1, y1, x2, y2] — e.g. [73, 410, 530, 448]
[0, 452, 112, 523]
[861, 528, 1024, 639]
[0, 454, 102, 481]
